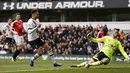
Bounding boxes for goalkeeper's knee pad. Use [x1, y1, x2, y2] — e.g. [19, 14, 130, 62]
[101, 58, 110, 65]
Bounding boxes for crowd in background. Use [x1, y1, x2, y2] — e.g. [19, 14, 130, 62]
[0, 24, 130, 56]
[37, 24, 130, 56]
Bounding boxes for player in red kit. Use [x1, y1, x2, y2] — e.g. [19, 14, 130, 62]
[11, 13, 25, 61]
[96, 25, 104, 50]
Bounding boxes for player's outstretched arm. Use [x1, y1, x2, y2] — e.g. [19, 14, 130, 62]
[87, 32, 105, 43]
[118, 42, 130, 60]
[28, 27, 37, 34]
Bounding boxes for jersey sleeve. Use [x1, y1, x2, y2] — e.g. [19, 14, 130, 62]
[11, 22, 15, 29]
[36, 19, 40, 23]
[90, 36, 106, 43]
[4, 24, 7, 30]
[27, 19, 33, 29]
[118, 41, 130, 59]
[101, 32, 104, 37]
[27, 19, 38, 34]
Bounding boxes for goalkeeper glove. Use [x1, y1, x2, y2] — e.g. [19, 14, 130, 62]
[87, 32, 92, 39]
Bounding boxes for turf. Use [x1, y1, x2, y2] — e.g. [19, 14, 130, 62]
[0, 60, 130, 73]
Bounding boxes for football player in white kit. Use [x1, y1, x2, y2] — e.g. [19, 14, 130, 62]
[27, 9, 62, 67]
[3, 18, 15, 48]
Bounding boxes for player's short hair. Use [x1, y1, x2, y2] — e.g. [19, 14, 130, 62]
[114, 28, 120, 32]
[31, 9, 39, 14]
[15, 13, 21, 16]
[8, 17, 12, 20]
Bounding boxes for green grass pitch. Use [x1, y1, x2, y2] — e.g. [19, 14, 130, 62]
[0, 60, 130, 73]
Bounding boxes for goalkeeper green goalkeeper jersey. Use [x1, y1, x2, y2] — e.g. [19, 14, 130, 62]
[90, 36, 129, 59]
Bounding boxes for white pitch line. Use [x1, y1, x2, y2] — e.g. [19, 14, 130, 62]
[0, 67, 78, 73]
[0, 68, 69, 73]
[0, 66, 130, 73]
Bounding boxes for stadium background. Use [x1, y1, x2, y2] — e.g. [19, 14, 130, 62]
[0, 0, 130, 73]
[0, 0, 129, 61]
[0, 0, 130, 22]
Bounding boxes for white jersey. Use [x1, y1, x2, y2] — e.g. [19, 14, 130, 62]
[4, 24, 13, 38]
[27, 18, 39, 41]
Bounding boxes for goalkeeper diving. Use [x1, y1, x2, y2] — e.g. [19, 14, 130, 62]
[71, 29, 130, 68]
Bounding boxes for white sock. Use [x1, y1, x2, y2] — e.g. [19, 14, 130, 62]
[47, 51, 56, 63]
[31, 53, 39, 61]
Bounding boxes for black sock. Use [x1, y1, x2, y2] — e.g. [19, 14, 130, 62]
[13, 50, 21, 59]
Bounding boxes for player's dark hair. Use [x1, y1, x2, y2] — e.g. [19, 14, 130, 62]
[31, 9, 39, 14]
[15, 13, 21, 16]
[8, 17, 12, 20]
[114, 28, 120, 32]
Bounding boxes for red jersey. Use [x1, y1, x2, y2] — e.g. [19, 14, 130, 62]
[97, 31, 104, 38]
[12, 20, 23, 36]
[97, 31, 104, 43]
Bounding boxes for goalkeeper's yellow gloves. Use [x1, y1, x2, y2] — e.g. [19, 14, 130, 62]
[87, 32, 92, 39]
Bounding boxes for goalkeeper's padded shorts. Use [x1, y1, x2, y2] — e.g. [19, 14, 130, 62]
[93, 52, 110, 65]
